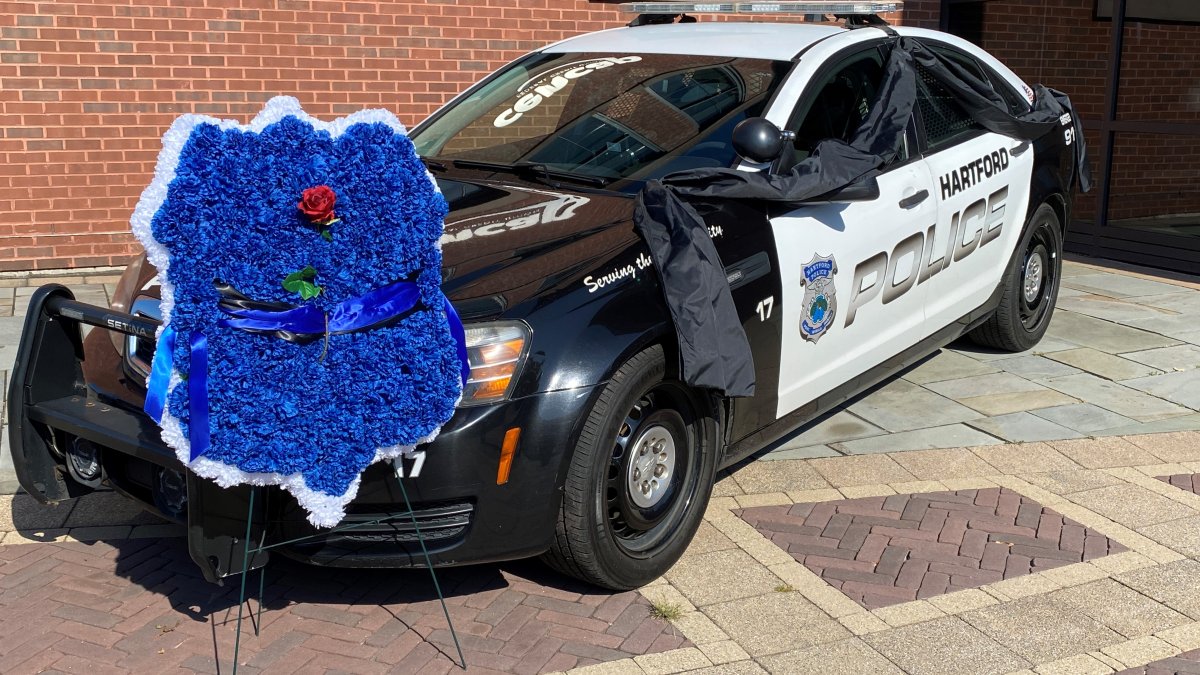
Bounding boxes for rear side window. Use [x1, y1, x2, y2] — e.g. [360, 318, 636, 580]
[929, 44, 1031, 117]
[915, 63, 984, 151]
[987, 68, 1033, 116]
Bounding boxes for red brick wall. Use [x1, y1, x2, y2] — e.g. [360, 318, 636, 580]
[0, 0, 941, 272]
[946, 0, 1200, 224]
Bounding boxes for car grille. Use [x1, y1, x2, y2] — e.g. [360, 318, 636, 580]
[333, 500, 473, 544]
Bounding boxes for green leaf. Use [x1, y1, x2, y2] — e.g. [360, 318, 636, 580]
[282, 266, 321, 297]
[297, 281, 323, 300]
[320, 229, 333, 242]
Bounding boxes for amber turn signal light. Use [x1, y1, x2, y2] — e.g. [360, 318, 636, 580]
[498, 427, 520, 485]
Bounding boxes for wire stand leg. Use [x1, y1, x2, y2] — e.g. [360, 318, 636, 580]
[230, 486, 257, 675]
[255, 563, 266, 638]
[397, 478, 466, 670]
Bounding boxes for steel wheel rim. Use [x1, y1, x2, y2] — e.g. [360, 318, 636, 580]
[1019, 220, 1057, 330]
[605, 383, 696, 554]
[625, 424, 676, 509]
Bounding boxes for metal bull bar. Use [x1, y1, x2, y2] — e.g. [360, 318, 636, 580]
[9, 285, 269, 585]
[47, 291, 161, 339]
[8, 285, 172, 502]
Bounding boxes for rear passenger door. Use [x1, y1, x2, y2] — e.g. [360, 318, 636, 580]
[915, 46, 1035, 334]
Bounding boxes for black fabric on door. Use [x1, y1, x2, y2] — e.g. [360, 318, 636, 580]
[635, 31, 1092, 399]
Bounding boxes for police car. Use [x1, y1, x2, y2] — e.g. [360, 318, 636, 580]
[7, 2, 1079, 590]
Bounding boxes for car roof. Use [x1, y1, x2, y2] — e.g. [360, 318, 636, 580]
[541, 22, 847, 62]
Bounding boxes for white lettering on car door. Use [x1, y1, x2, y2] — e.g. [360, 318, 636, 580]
[845, 185, 1010, 326]
[922, 136, 1034, 334]
[770, 162, 938, 419]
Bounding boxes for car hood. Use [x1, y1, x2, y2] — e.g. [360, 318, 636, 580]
[437, 175, 639, 316]
[124, 175, 639, 319]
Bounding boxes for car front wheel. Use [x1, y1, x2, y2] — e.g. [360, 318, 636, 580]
[543, 345, 718, 590]
[970, 203, 1063, 352]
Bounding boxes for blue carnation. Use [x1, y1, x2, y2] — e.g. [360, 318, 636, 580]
[146, 101, 458, 523]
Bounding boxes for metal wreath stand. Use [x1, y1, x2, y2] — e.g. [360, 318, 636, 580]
[222, 469, 465, 674]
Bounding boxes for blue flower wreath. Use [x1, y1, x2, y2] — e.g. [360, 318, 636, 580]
[132, 97, 461, 526]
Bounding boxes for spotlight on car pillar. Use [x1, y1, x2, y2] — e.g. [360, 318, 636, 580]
[66, 438, 103, 488]
[732, 117, 795, 164]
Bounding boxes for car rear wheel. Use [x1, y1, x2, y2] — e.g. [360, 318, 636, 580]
[969, 203, 1063, 352]
[542, 345, 718, 590]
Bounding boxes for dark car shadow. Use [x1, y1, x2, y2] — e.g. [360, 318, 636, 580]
[6, 494, 618, 673]
[726, 342, 986, 473]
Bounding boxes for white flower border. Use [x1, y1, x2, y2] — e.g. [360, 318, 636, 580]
[131, 96, 447, 528]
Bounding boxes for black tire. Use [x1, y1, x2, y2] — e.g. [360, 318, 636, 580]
[969, 203, 1063, 352]
[542, 345, 718, 590]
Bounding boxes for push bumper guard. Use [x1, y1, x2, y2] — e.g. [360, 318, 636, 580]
[8, 285, 589, 584]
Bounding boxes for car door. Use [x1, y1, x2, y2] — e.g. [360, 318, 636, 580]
[914, 46, 1036, 333]
[767, 45, 939, 420]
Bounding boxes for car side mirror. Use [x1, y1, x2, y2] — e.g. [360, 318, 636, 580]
[732, 117, 795, 164]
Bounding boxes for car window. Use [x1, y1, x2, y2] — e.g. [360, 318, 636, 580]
[928, 44, 1031, 116]
[784, 48, 899, 167]
[915, 60, 985, 151]
[411, 52, 790, 182]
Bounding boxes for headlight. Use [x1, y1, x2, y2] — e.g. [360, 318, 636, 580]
[124, 295, 162, 379]
[460, 321, 531, 407]
[108, 254, 149, 354]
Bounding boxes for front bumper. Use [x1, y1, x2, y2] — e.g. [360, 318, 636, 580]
[6, 285, 596, 583]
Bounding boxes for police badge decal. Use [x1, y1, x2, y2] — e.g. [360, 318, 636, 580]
[800, 254, 838, 343]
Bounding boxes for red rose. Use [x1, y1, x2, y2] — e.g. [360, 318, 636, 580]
[298, 185, 336, 223]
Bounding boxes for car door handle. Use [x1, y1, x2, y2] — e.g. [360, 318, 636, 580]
[1011, 141, 1031, 156]
[725, 251, 771, 291]
[898, 190, 929, 209]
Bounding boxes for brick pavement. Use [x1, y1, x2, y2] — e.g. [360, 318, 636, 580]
[1158, 474, 1200, 496]
[5, 433, 1200, 673]
[1117, 649, 1200, 674]
[739, 487, 1127, 609]
[0, 536, 687, 674]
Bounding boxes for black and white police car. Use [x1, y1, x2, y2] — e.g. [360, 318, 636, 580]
[8, 2, 1082, 590]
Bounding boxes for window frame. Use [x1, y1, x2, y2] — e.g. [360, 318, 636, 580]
[773, 40, 920, 176]
[926, 41, 1032, 116]
[911, 41, 1034, 157]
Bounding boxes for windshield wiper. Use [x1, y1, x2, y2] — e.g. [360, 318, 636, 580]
[450, 159, 611, 187]
[420, 156, 447, 172]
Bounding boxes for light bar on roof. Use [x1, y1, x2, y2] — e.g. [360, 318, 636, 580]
[619, 2, 901, 13]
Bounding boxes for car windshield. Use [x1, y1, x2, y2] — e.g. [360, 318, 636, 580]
[411, 52, 791, 183]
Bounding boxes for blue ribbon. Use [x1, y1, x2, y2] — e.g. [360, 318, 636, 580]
[188, 332, 210, 460]
[143, 325, 175, 426]
[143, 326, 212, 460]
[144, 281, 470, 461]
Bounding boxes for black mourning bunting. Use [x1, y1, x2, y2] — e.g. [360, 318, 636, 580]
[634, 34, 1092, 399]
